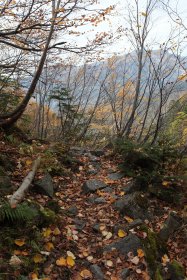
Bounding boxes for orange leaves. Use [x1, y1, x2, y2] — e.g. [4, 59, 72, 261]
[56, 257, 67, 266]
[162, 254, 170, 265]
[56, 256, 75, 267]
[14, 239, 25, 247]
[137, 249, 145, 258]
[80, 269, 92, 278]
[44, 242, 54, 252]
[33, 254, 43, 263]
[56, 251, 76, 268]
[67, 256, 75, 267]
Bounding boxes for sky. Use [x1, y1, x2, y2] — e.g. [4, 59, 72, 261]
[68, 0, 187, 60]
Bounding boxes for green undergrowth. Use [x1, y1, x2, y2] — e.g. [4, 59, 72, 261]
[113, 138, 184, 203]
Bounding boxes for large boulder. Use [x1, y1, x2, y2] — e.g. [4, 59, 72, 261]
[82, 179, 107, 194]
[114, 192, 149, 220]
[33, 173, 54, 197]
[159, 212, 182, 241]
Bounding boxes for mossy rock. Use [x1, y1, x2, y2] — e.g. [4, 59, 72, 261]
[39, 207, 56, 225]
[140, 225, 167, 278]
[148, 178, 182, 204]
[46, 200, 60, 213]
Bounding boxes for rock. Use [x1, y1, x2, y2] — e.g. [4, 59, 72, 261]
[114, 192, 149, 220]
[159, 212, 182, 241]
[94, 197, 106, 204]
[121, 268, 131, 279]
[122, 180, 140, 194]
[108, 172, 124, 180]
[167, 260, 185, 280]
[0, 175, 12, 189]
[34, 173, 54, 197]
[104, 233, 142, 255]
[92, 224, 100, 232]
[127, 219, 143, 229]
[90, 150, 105, 157]
[74, 218, 86, 231]
[102, 187, 113, 193]
[67, 206, 78, 216]
[82, 179, 107, 194]
[87, 169, 98, 175]
[90, 264, 104, 280]
[0, 154, 15, 171]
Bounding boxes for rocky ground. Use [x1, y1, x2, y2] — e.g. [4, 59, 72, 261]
[0, 140, 186, 280]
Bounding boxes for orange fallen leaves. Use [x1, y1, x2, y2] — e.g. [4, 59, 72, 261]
[14, 239, 25, 247]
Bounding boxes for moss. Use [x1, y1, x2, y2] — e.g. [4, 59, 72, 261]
[39, 207, 56, 225]
[155, 268, 163, 280]
[168, 260, 185, 279]
[139, 225, 167, 278]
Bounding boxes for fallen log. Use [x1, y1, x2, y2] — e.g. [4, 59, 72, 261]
[9, 157, 41, 207]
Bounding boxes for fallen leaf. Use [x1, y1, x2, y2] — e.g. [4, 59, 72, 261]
[106, 260, 113, 267]
[80, 269, 92, 278]
[102, 230, 109, 237]
[105, 232, 113, 240]
[67, 251, 76, 259]
[162, 254, 170, 265]
[87, 256, 93, 262]
[137, 249, 145, 258]
[53, 227, 61, 235]
[26, 159, 32, 166]
[43, 228, 52, 238]
[118, 229, 127, 238]
[14, 239, 25, 247]
[124, 216, 134, 223]
[136, 269, 142, 274]
[56, 257, 67, 266]
[9, 255, 23, 266]
[44, 242, 54, 251]
[67, 256, 75, 267]
[131, 256, 139, 265]
[33, 254, 43, 263]
[162, 181, 170, 187]
[31, 273, 39, 280]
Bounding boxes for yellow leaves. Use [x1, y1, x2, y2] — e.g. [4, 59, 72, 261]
[14, 239, 25, 247]
[137, 249, 145, 258]
[43, 228, 52, 237]
[56, 257, 67, 266]
[33, 254, 43, 263]
[124, 216, 134, 223]
[53, 227, 61, 235]
[162, 254, 170, 265]
[67, 256, 75, 267]
[44, 242, 54, 252]
[162, 181, 170, 187]
[80, 269, 92, 278]
[26, 159, 32, 166]
[118, 229, 127, 238]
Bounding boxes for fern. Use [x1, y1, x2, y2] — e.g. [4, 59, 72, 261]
[0, 200, 38, 223]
